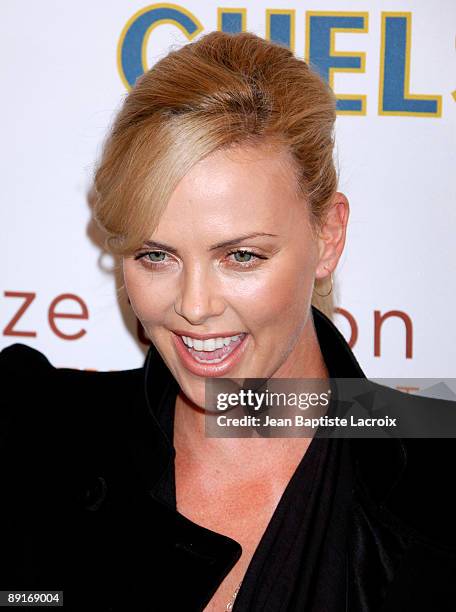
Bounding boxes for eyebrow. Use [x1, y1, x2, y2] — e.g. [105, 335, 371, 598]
[142, 232, 279, 254]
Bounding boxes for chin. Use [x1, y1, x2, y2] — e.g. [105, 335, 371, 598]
[181, 382, 207, 412]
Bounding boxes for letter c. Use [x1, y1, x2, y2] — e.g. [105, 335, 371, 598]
[118, 3, 204, 90]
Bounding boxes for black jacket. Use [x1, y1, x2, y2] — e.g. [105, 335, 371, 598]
[1, 306, 456, 611]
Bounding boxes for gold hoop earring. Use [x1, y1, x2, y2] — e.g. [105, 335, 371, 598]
[314, 269, 333, 297]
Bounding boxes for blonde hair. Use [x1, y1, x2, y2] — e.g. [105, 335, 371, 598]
[93, 30, 338, 316]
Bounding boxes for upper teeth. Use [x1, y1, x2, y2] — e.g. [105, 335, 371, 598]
[180, 334, 243, 351]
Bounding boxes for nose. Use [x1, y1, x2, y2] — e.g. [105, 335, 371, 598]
[174, 263, 225, 325]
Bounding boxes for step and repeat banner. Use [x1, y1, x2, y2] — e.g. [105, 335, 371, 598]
[2, 1, 455, 380]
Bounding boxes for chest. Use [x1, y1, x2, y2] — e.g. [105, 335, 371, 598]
[174, 452, 285, 550]
[174, 465, 286, 611]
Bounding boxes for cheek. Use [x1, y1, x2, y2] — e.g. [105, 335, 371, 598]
[123, 263, 172, 325]
[226, 261, 313, 329]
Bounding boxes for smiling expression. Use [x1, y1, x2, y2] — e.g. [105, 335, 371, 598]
[123, 143, 329, 409]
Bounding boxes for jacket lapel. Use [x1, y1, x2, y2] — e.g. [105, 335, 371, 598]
[310, 306, 408, 505]
[310, 308, 414, 611]
[119, 340, 243, 609]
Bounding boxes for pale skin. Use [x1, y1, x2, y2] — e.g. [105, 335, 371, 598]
[123, 142, 349, 610]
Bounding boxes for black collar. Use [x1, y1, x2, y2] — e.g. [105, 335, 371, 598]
[138, 305, 407, 506]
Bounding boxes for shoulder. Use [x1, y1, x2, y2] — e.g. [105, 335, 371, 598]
[0, 342, 145, 440]
[388, 436, 456, 547]
[350, 381, 456, 548]
[385, 389, 456, 547]
[1, 343, 57, 437]
[0, 343, 150, 517]
[1, 341, 143, 388]
[1, 341, 55, 375]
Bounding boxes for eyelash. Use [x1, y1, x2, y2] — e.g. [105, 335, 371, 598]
[133, 248, 267, 270]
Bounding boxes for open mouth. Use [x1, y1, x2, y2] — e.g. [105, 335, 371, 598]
[172, 331, 249, 376]
[180, 333, 247, 364]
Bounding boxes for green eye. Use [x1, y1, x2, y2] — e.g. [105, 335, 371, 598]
[147, 251, 166, 262]
[233, 250, 253, 263]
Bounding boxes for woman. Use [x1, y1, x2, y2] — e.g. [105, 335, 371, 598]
[1, 31, 456, 612]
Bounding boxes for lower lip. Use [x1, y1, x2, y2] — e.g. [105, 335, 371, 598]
[172, 332, 249, 377]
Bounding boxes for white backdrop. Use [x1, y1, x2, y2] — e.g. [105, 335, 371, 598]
[2, 1, 455, 378]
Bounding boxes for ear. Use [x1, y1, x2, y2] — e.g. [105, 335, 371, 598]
[314, 192, 350, 280]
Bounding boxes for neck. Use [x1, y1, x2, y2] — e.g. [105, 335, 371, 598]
[173, 316, 328, 487]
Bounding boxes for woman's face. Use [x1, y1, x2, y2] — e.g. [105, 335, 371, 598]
[123, 143, 333, 409]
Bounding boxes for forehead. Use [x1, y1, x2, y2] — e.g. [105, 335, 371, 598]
[153, 143, 309, 238]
